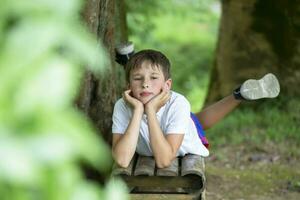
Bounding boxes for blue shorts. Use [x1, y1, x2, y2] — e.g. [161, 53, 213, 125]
[190, 113, 209, 148]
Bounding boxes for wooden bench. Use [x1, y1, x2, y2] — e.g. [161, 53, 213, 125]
[113, 154, 206, 200]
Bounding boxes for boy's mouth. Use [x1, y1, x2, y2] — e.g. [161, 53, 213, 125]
[140, 92, 152, 97]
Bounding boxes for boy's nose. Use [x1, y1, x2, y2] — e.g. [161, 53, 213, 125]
[142, 83, 149, 88]
[142, 78, 150, 89]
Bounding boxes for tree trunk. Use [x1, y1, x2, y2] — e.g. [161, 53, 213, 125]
[115, 0, 128, 42]
[205, 0, 300, 104]
[114, 0, 128, 95]
[77, 0, 127, 145]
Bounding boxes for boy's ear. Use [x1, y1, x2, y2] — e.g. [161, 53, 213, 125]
[165, 79, 172, 90]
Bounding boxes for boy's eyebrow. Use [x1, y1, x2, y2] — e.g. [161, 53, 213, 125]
[151, 72, 160, 75]
[132, 73, 142, 77]
[132, 72, 161, 76]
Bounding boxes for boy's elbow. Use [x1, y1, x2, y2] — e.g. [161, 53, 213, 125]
[156, 159, 172, 169]
[113, 152, 131, 168]
[156, 162, 170, 169]
[115, 158, 131, 168]
[155, 151, 177, 168]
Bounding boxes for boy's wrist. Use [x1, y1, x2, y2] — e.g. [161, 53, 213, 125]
[133, 105, 144, 114]
[144, 105, 156, 116]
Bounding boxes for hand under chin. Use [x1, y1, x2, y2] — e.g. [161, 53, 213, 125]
[140, 96, 155, 105]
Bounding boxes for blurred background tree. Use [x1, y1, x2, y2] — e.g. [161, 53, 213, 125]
[0, 0, 127, 199]
[77, 0, 120, 145]
[206, 0, 300, 104]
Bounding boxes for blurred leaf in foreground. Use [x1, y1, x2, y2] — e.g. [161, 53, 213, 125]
[0, 0, 127, 199]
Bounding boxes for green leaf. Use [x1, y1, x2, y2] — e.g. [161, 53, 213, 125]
[104, 178, 129, 200]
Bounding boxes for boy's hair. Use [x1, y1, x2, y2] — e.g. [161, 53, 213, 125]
[125, 49, 171, 83]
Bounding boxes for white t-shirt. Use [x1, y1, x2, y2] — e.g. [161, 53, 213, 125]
[112, 91, 209, 157]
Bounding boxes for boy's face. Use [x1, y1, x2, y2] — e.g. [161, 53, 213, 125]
[129, 61, 171, 104]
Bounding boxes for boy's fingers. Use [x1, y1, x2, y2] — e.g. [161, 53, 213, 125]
[162, 90, 170, 99]
[124, 89, 131, 95]
[163, 92, 170, 102]
[158, 90, 170, 104]
[123, 90, 132, 103]
[158, 91, 168, 102]
[123, 90, 131, 98]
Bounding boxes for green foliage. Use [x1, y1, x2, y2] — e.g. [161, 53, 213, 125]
[126, 0, 220, 111]
[0, 0, 128, 199]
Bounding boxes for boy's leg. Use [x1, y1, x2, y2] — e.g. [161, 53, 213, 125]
[196, 73, 280, 130]
[196, 95, 241, 130]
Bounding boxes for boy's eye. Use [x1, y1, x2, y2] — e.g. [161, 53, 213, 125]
[133, 77, 142, 81]
[151, 77, 158, 79]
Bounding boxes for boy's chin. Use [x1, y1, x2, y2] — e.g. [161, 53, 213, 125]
[140, 99, 150, 105]
[139, 97, 152, 105]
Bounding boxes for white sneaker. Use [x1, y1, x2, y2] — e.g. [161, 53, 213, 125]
[116, 42, 134, 55]
[115, 42, 135, 66]
[240, 73, 280, 100]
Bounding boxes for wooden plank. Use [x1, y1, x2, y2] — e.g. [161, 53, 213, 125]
[134, 156, 155, 176]
[181, 154, 205, 177]
[121, 175, 203, 189]
[156, 157, 179, 176]
[130, 193, 199, 200]
[132, 186, 186, 194]
[112, 154, 136, 176]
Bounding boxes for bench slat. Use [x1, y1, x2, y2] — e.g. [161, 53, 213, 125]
[130, 193, 199, 200]
[121, 175, 203, 189]
[134, 156, 155, 176]
[156, 157, 179, 176]
[181, 154, 205, 177]
[113, 154, 206, 200]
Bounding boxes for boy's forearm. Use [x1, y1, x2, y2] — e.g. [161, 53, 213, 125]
[112, 109, 143, 167]
[146, 109, 175, 168]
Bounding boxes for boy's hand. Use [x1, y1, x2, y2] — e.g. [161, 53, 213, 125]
[123, 90, 144, 112]
[145, 86, 170, 114]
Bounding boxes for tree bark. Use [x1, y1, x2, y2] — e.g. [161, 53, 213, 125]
[115, 0, 128, 42]
[205, 0, 300, 104]
[114, 0, 128, 95]
[77, 0, 127, 145]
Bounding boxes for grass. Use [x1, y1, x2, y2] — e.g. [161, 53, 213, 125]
[207, 163, 300, 199]
[204, 97, 300, 199]
[206, 98, 300, 151]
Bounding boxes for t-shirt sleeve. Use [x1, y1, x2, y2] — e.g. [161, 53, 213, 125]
[112, 99, 131, 134]
[165, 96, 191, 134]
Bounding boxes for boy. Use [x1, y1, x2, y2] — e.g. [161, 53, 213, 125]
[112, 43, 280, 168]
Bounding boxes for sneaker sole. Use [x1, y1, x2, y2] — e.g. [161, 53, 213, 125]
[240, 73, 280, 100]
